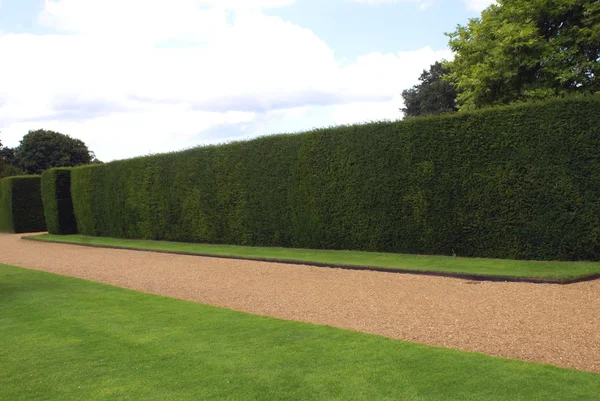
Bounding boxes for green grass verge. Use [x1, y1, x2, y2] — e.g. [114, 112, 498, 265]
[26, 234, 600, 280]
[1, 264, 598, 401]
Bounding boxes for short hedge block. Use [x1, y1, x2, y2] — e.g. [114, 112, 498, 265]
[0, 175, 47, 233]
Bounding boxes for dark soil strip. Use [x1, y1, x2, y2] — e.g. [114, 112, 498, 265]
[22, 236, 600, 285]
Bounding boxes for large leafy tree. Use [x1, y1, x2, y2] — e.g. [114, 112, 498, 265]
[401, 62, 458, 118]
[447, 0, 600, 110]
[13, 129, 96, 174]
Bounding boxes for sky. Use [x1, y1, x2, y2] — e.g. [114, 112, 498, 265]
[0, 0, 495, 161]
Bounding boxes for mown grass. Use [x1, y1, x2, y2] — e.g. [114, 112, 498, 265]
[1, 264, 598, 401]
[26, 234, 600, 280]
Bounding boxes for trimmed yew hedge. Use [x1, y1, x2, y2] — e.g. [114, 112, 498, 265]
[0, 176, 47, 233]
[70, 97, 600, 260]
[41, 168, 77, 235]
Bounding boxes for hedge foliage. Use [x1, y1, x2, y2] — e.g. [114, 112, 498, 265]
[0, 176, 47, 233]
[0, 179, 12, 232]
[71, 97, 600, 260]
[41, 168, 78, 235]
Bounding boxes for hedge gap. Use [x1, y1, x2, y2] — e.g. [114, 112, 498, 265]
[41, 168, 78, 235]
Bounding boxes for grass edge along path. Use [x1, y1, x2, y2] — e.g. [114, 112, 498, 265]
[1, 264, 599, 401]
[24, 234, 600, 283]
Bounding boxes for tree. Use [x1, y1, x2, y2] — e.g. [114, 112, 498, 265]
[0, 161, 25, 179]
[0, 137, 25, 179]
[401, 62, 458, 118]
[0, 146, 17, 166]
[13, 129, 95, 174]
[447, 0, 600, 110]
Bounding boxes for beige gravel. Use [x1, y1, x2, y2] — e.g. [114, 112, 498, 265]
[1, 233, 599, 373]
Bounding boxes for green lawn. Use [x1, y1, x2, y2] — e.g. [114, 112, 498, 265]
[1, 265, 598, 401]
[26, 234, 600, 281]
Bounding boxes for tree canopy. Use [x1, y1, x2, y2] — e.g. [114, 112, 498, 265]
[0, 137, 25, 179]
[13, 130, 96, 175]
[401, 62, 458, 118]
[446, 0, 600, 110]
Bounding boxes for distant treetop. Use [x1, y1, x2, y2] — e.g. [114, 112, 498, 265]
[401, 61, 458, 118]
[12, 129, 97, 175]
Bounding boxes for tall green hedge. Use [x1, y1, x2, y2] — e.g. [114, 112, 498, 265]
[71, 97, 600, 260]
[41, 168, 78, 235]
[0, 179, 13, 232]
[0, 176, 47, 233]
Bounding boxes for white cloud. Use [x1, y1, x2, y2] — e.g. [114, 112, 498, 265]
[464, 0, 496, 12]
[199, 0, 295, 8]
[39, 0, 229, 44]
[0, 0, 451, 161]
[346, 0, 432, 9]
[346, 0, 420, 4]
[3, 108, 256, 161]
[332, 96, 403, 126]
[332, 47, 452, 125]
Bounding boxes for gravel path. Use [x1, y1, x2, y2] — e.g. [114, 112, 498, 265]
[1, 233, 599, 373]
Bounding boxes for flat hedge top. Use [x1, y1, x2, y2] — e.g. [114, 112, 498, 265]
[72, 95, 600, 168]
